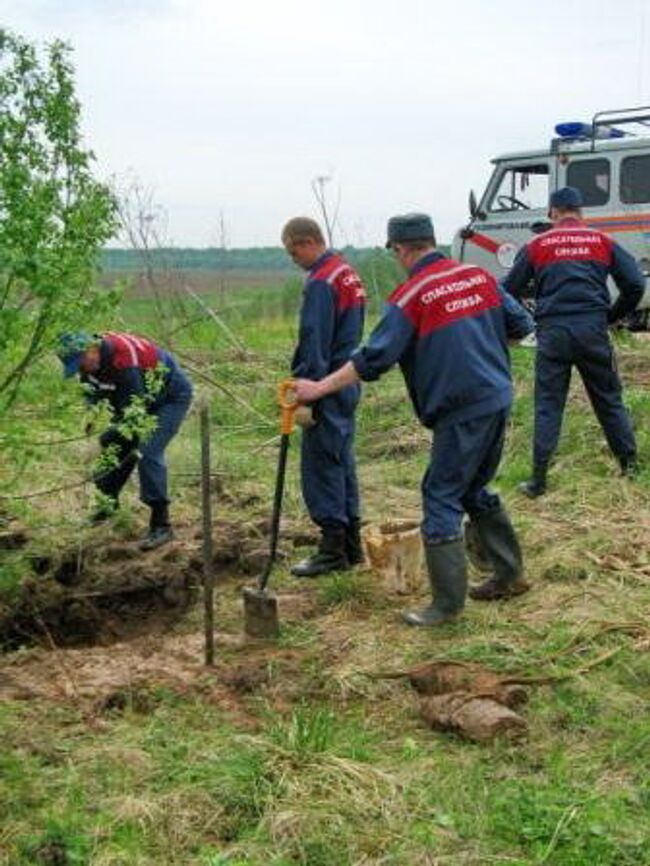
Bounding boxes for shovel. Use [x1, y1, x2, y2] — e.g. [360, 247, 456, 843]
[243, 379, 297, 638]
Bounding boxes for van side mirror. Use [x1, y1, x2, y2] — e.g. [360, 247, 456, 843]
[530, 220, 552, 234]
[469, 190, 478, 219]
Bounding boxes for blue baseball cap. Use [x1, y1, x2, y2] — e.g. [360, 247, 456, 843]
[56, 332, 97, 378]
[549, 186, 583, 210]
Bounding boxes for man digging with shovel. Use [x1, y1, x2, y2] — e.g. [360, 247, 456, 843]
[293, 214, 534, 626]
[282, 217, 367, 577]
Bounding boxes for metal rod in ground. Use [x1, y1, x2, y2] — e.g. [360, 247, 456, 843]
[200, 405, 215, 666]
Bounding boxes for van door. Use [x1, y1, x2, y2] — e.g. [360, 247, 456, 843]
[455, 159, 557, 279]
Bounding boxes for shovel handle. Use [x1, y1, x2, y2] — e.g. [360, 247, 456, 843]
[278, 379, 297, 435]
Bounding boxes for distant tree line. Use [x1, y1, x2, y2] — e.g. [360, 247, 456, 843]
[101, 245, 451, 274]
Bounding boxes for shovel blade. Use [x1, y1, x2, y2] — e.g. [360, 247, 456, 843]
[243, 586, 279, 638]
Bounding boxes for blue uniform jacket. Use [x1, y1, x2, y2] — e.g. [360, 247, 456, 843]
[292, 250, 366, 421]
[352, 252, 533, 430]
[502, 217, 645, 324]
[82, 334, 192, 428]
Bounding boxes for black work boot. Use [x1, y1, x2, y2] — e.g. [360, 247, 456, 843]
[345, 518, 365, 566]
[140, 501, 174, 551]
[518, 464, 548, 498]
[619, 453, 639, 478]
[402, 539, 467, 627]
[291, 525, 349, 578]
[468, 507, 529, 601]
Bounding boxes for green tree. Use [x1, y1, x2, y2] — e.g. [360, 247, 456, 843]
[0, 30, 118, 411]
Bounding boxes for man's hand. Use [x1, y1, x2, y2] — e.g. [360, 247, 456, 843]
[294, 378, 324, 404]
[294, 405, 316, 428]
[294, 362, 360, 404]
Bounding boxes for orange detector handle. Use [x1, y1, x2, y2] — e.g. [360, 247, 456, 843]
[278, 379, 298, 435]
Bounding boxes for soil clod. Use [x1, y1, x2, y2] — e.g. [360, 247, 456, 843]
[420, 692, 528, 743]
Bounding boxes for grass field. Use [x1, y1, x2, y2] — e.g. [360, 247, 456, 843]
[1, 273, 649, 866]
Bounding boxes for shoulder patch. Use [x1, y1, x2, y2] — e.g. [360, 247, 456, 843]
[529, 227, 612, 268]
[391, 261, 502, 335]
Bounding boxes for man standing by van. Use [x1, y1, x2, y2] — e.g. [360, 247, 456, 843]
[503, 187, 644, 497]
[282, 217, 367, 576]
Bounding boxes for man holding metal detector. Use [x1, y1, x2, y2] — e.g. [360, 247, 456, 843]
[281, 217, 367, 577]
[293, 213, 534, 626]
[57, 331, 192, 549]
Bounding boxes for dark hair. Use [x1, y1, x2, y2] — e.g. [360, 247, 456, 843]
[281, 217, 326, 245]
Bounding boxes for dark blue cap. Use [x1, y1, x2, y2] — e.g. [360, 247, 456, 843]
[386, 213, 435, 248]
[549, 186, 583, 210]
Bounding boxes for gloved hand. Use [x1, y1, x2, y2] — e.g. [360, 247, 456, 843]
[99, 426, 135, 451]
[294, 405, 316, 429]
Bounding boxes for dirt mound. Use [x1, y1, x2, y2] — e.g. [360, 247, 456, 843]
[0, 629, 307, 731]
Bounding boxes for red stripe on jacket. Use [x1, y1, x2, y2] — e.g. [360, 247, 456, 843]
[527, 225, 613, 269]
[311, 254, 367, 312]
[104, 332, 159, 370]
[391, 261, 502, 338]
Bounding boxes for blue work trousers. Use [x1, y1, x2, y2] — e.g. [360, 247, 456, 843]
[533, 321, 636, 466]
[96, 378, 192, 505]
[301, 400, 360, 529]
[138, 395, 192, 504]
[422, 410, 507, 542]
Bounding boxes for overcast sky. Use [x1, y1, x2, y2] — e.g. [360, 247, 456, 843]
[2, 0, 650, 247]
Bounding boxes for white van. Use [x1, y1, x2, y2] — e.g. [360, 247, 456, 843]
[452, 107, 650, 325]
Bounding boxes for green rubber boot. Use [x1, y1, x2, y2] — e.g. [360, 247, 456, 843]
[468, 506, 529, 601]
[402, 538, 467, 627]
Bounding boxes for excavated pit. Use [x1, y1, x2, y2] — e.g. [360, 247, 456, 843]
[0, 548, 201, 650]
[0, 516, 316, 651]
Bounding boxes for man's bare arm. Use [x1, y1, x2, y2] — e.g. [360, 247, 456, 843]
[293, 361, 360, 404]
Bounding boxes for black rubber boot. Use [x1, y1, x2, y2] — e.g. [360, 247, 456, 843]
[402, 539, 467, 627]
[291, 525, 350, 578]
[468, 507, 529, 601]
[518, 464, 548, 498]
[619, 453, 638, 478]
[140, 501, 174, 551]
[345, 518, 364, 566]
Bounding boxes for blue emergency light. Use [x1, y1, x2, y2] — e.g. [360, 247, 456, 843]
[555, 122, 625, 140]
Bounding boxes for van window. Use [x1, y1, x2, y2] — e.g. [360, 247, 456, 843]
[620, 155, 650, 203]
[488, 164, 549, 212]
[566, 158, 610, 206]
